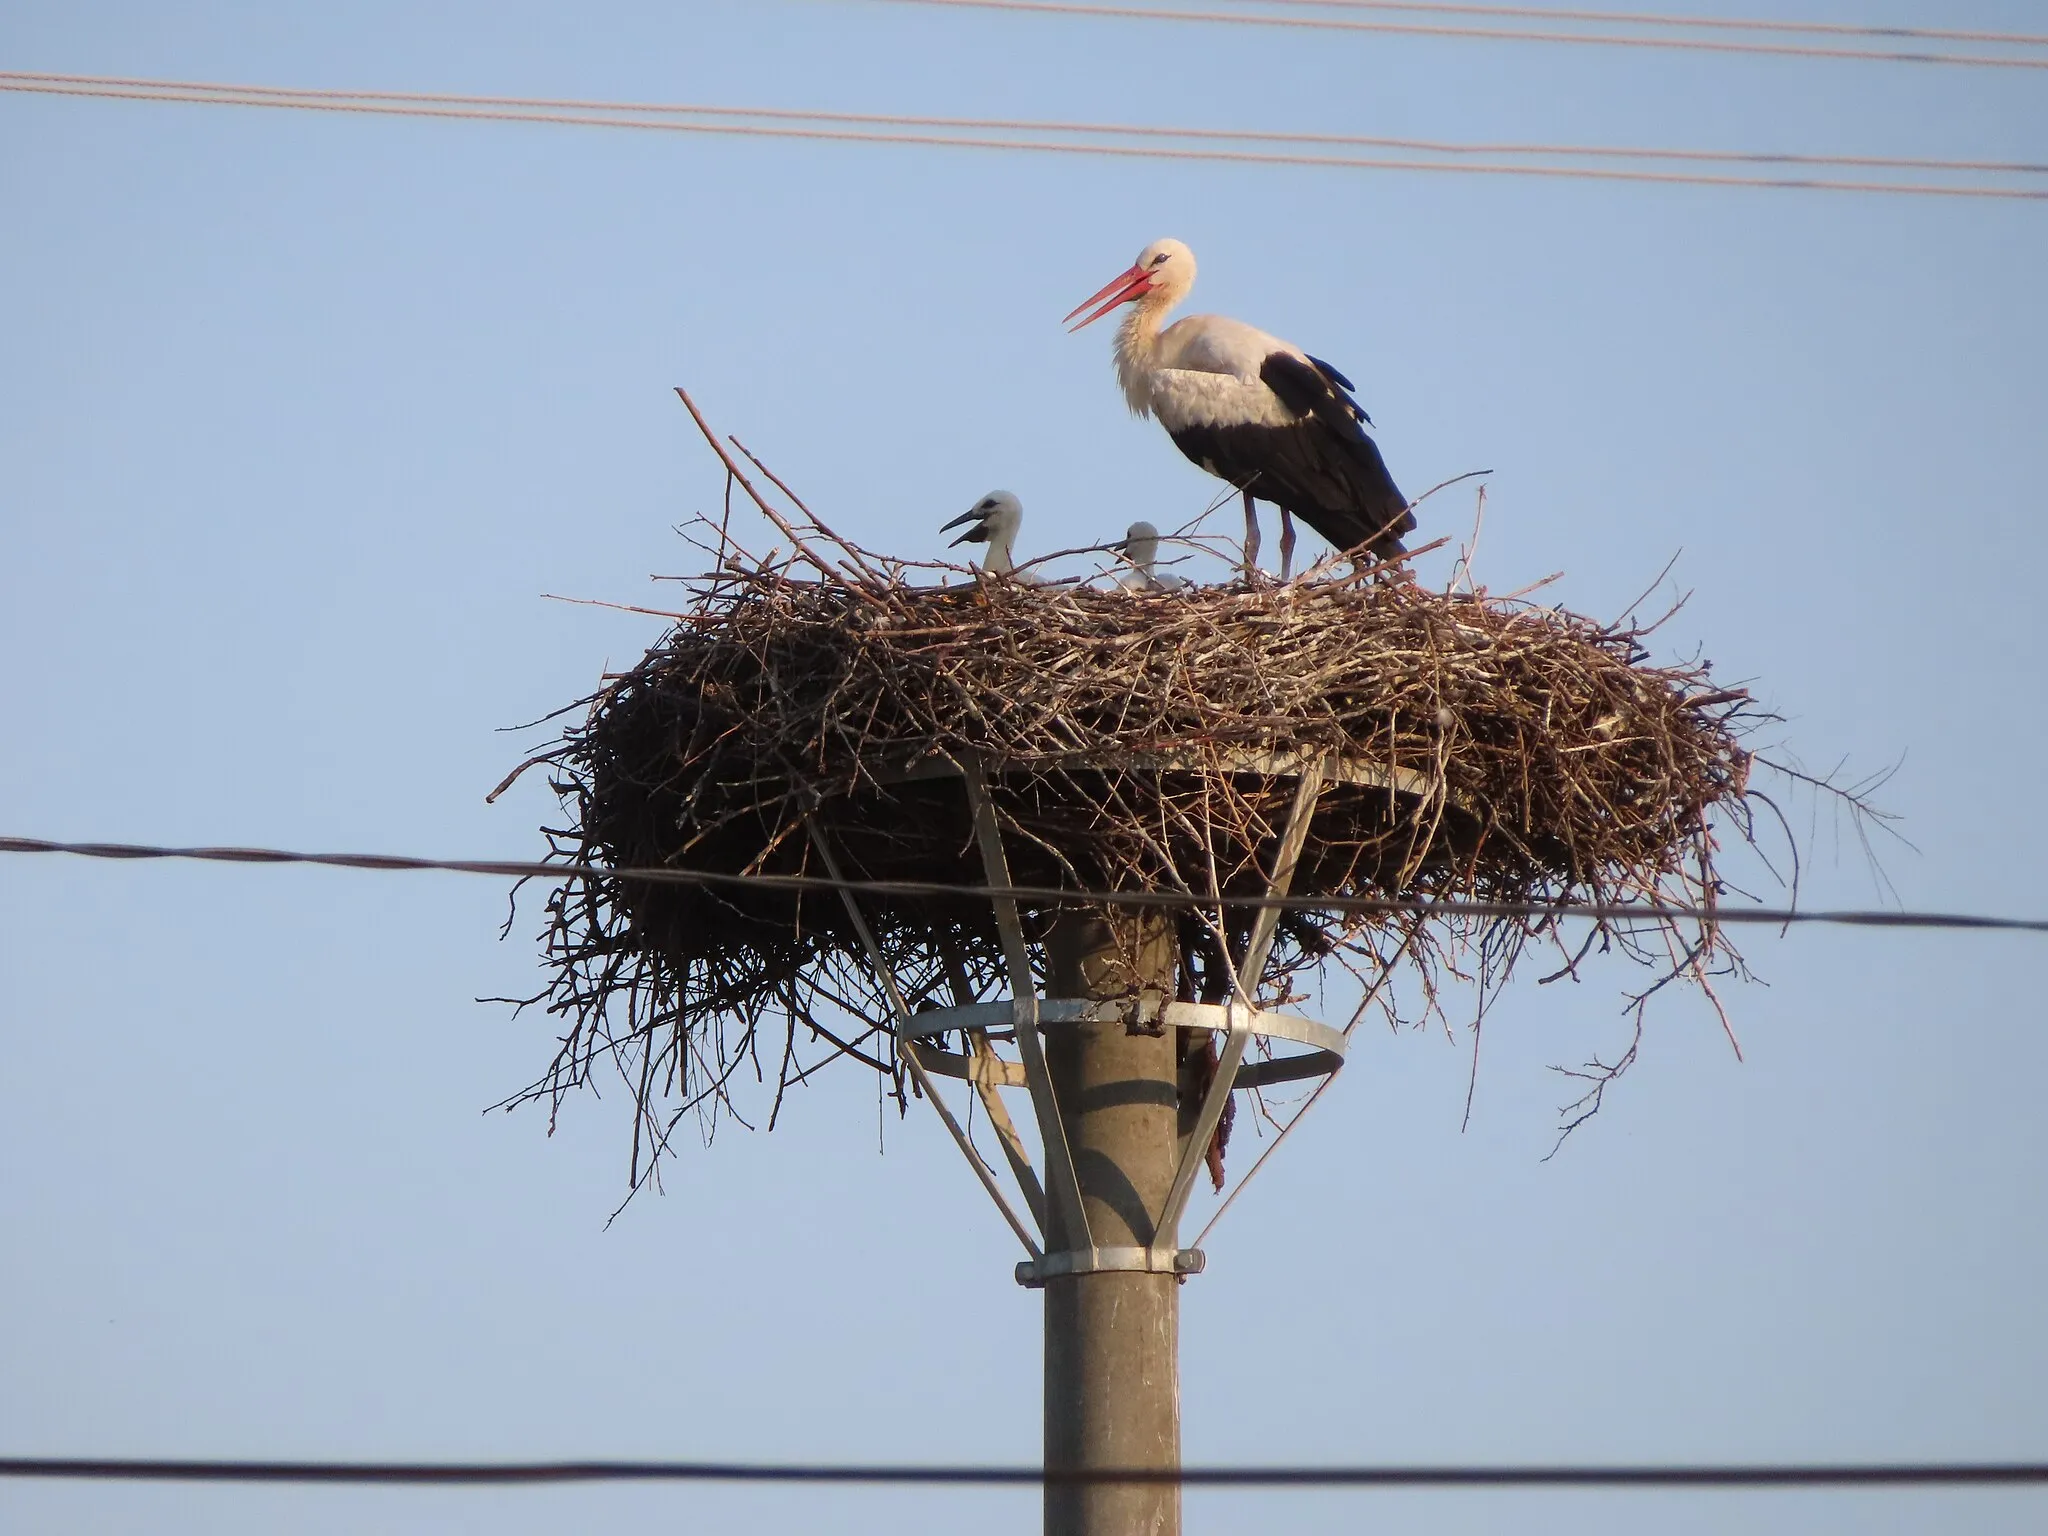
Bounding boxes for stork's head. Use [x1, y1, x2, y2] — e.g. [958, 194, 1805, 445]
[942, 490, 1023, 547]
[1064, 238, 1195, 330]
[1115, 520, 1161, 568]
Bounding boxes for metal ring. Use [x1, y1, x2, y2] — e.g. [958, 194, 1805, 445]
[1014, 1245, 1206, 1288]
[906, 998, 1345, 1092]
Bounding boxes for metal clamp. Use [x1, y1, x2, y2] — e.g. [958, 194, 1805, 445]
[905, 998, 1347, 1093]
[1015, 1245, 1206, 1289]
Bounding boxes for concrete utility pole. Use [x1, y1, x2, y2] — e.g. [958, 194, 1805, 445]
[872, 767, 1330, 1536]
[1042, 912, 1182, 1536]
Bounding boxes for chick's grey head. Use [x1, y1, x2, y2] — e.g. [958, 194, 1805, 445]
[944, 489, 1023, 546]
[1117, 520, 1161, 559]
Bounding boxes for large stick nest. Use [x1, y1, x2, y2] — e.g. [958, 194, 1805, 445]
[506, 524, 1774, 1179]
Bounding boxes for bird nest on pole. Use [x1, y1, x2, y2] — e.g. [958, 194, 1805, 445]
[500, 455, 1776, 1199]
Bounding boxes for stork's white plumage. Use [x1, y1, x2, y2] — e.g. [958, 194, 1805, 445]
[1066, 238, 1412, 577]
[1113, 520, 1188, 591]
[942, 490, 1025, 576]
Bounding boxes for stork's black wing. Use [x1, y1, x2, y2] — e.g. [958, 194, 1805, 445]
[1303, 353, 1373, 425]
[1304, 354, 1354, 392]
[1242, 352, 1412, 558]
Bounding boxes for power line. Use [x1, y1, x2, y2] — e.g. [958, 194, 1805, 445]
[6, 834, 2046, 936]
[1230, 0, 2048, 49]
[2, 75, 2042, 201]
[4, 70, 2042, 178]
[871, 0, 2048, 69]
[3, 1455, 2046, 1487]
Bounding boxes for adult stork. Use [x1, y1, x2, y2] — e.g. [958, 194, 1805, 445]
[1066, 238, 1412, 578]
[941, 490, 1025, 576]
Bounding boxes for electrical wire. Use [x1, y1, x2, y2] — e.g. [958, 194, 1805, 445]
[1229, 0, 2048, 49]
[3, 1455, 2046, 1486]
[1, 74, 2042, 201]
[4, 70, 2042, 178]
[870, 0, 2048, 69]
[5, 835, 2046, 936]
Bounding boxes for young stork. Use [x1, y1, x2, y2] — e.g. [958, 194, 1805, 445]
[1066, 238, 1412, 578]
[1112, 520, 1188, 591]
[941, 490, 1025, 576]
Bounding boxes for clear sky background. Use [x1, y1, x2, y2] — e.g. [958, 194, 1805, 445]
[3, 1, 2045, 1531]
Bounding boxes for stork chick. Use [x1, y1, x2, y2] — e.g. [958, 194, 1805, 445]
[1113, 520, 1188, 591]
[941, 490, 1025, 577]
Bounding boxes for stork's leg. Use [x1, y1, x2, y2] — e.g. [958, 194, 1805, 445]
[1278, 509, 1297, 582]
[1241, 489, 1261, 579]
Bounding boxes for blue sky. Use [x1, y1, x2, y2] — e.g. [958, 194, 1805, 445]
[2, 1, 2045, 1531]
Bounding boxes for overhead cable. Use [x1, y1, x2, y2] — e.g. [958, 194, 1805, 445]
[3, 71, 2042, 178]
[1, 74, 2042, 200]
[871, 0, 2048, 70]
[3, 1454, 2047, 1486]
[5, 835, 2045, 936]
[1229, 0, 2048, 49]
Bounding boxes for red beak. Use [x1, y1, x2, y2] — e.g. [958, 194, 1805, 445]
[1064, 263, 1153, 331]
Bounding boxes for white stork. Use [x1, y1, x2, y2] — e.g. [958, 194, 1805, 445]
[941, 490, 1025, 576]
[1112, 520, 1188, 591]
[1065, 238, 1412, 579]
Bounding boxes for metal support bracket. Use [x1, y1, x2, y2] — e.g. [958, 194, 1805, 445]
[801, 753, 1346, 1286]
[905, 998, 1347, 1093]
[1151, 765, 1327, 1260]
[1015, 1245, 1206, 1289]
[805, 817, 1043, 1259]
[961, 759, 1094, 1253]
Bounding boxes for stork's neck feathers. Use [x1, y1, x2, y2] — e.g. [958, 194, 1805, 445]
[1113, 296, 1177, 419]
[981, 506, 1020, 575]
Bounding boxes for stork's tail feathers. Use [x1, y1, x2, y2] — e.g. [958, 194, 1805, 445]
[1338, 504, 1413, 564]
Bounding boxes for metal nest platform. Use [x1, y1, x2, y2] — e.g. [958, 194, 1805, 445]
[808, 751, 1341, 1284]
